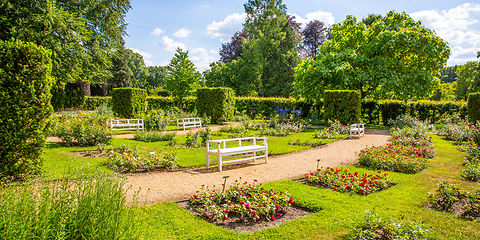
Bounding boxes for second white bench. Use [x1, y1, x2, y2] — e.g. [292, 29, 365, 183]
[206, 137, 268, 172]
[177, 117, 202, 130]
[107, 119, 144, 133]
[350, 123, 365, 138]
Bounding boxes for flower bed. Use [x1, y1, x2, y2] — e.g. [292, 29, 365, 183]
[288, 139, 324, 147]
[304, 167, 396, 195]
[358, 145, 430, 173]
[105, 151, 177, 173]
[187, 179, 293, 223]
[427, 181, 480, 219]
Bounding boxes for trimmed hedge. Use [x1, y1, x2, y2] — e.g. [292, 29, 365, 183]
[324, 90, 361, 124]
[196, 87, 236, 123]
[468, 92, 480, 122]
[84, 97, 112, 110]
[235, 97, 317, 118]
[147, 96, 195, 112]
[378, 100, 408, 126]
[0, 38, 53, 178]
[111, 88, 147, 118]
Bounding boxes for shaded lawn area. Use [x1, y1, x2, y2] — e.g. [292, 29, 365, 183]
[42, 129, 346, 179]
[131, 135, 480, 239]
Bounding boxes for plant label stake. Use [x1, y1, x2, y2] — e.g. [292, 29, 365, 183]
[222, 176, 229, 192]
[316, 159, 321, 170]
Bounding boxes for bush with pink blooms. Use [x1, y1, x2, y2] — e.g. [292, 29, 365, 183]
[358, 145, 430, 173]
[188, 179, 292, 223]
[304, 167, 396, 195]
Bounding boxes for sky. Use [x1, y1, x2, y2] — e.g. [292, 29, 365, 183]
[124, 0, 480, 71]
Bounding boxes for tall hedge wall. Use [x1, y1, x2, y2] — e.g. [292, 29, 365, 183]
[324, 90, 361, 124]
[111, 88, 147, 118]
[196, 87, 235, 123]
[84, 97, 112, 110]
[235, 97, 318, 118]
[147, 96, 195, 112]
[468, 92, 480, 122]
[0, 38, 53, 178]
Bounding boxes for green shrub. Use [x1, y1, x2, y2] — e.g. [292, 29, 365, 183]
[427, 181, 462, 211]
[147, 96, 195, 112]
[50, 87, 66, 111]
[185, 132, 199, 148]
[0, 172, 139, 239]
[84, 96, 112, 110]
[198, 127, 211, 145]
[55, 115, 112, 147]
[323, 90, 360, 125]
[235, 97, 318, 119]
[313, 128, 338, 139]
[461, 164, 480, 182]
[0, 38, 53, 179]
[106, 151, 177, 173]
[361, 99, 380, 124]
[468, 92, 480, 122]
[133, 131, 175, 142]
[64, 82, 86, 109]
[379, 100, 408, 126]
[112, 88, 147, 118]
[196, 87, 236, 123]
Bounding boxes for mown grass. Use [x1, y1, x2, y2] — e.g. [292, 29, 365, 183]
[131, 135, 480, 239]
[42, 129, 346, 179]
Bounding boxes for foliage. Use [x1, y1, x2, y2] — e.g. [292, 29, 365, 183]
[165, 48, 201, 105]
[146, 96, 196, 112]
[145, 66, 167, 90]
[0, 38, 53, 179]
[440, 65, 459, 83]
[185, 132, 199, 148]
[106, 151, 177, 173]
[84, 97, 112, 110]
[313, 128, 339, 139]
[0, 172, 139, 239]
[460, 164, 480, 182]
[0, 0, 131, 85]
[198, 127, 211, 145]
[294, 11, 450, 101]
[235, 96, 317, 119]
[437, 120, 478, 144]
[108, 44, 134, 90]
[55, 115, 112, 147]
[389, 115, 433, 131]
[456, 61, 480, 100]
[243, 0, 300, 97]
[323, 90, 361, 124]
[305, 167, 395, 195]
[196, 87, 236, 123]
[468, 92, 480, 122]
[188, 179, 293, 223]
[430, 82, 456, 101]
[111, 88, 147, 118]
[288, 139, 323, 147]
[461, 140, 480, 182]
[328, 120, 350, 135]
[301, 20, 328, 58]
[126, 48, 150, 88]
[64, 83, 86, 109]
[219, 31, 247, 63]
[427, 181, 480, 219]
[378, 100, 408, 125]
[344, 212, 432, 240]
[219, 126, 247, 134]
[134, 131, 175, 142]
[142, 109, 169, 131]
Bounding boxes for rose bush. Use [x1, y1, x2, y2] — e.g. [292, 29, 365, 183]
[106, 151, 177, 173]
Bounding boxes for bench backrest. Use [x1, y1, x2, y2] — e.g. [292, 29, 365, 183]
[108, 119, 144, 126]
[206, 137, 267, 149]
[177, 118, 201, 124]
[350, 123, 364, 129]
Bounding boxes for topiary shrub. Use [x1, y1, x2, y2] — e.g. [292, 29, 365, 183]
[468, 92, 480, 122]
[323, 90, 361, 125]
[111, 88, 147, 118]
[0, 38, 53, 179]
[196, 87, 236, 123]
[147, 96, 196, 112]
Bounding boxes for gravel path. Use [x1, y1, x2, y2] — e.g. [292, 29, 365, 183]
[126, 130, 390, 205]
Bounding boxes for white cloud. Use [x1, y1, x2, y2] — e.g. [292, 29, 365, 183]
[173, 27, 192, 38]
[291, 11, 335, 27]
[129, 48, 154, 66]
[190, 48, 218, 71]
[410, 3, 480, 65]
[161, 36, 185, 52]
[151, 27, 164, 36]
[207, 13, 246, 41]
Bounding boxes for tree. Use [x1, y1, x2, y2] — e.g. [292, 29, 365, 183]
[294, 11, 450, 102]
[362, 14, 382, 26]
[0, 0, 131, 85]
[301, 20, 328, 58]
[440, 65, 459, 83]
[108, 44, 133, 90]
[125, 49, 150, 89]
[146, 66, 167, 89]
[165, 48, 201, 105]
[243, 0, 300, 97]
[219, 32, 247, 63]
[456, 61, 480, 100]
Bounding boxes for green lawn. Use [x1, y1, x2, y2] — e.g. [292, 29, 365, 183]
[130, 135, 480, 239]
[42, 129, 346, 179]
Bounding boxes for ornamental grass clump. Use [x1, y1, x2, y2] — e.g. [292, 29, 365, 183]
[304, 167, 396, 195]
[427, 181, 480, 219]
[106, 151, 177, 173]
[188, 179, 293, 223]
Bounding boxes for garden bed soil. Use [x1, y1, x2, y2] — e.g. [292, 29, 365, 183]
[177, 201, 311, 233]
[428, 199, 480, 220]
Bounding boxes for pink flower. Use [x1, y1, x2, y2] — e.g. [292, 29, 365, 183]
[271, 215, 276, 221]
[252, 210, 257, 216]
[289, 197, 293, 204]
[276, 205, 281, 211]
[223, 215, 228, 220]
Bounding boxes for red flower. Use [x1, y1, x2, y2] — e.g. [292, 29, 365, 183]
[252, 210, 257, 216]
[271, 215, 276, 221]
[289, 197, 294, 204]
[223, 215, 228, 220]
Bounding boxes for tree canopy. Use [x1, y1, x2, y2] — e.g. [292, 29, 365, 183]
[294, 11, 450, 102]
[456, 61, 480, 100]
[165, 48, 201, 104]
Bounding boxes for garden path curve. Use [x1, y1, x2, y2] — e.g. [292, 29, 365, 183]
[126, 130, 390, 205]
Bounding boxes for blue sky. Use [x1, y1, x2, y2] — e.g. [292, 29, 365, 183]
[125, 0, 480, 71]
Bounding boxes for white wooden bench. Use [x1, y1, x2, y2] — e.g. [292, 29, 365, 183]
[206, 137, 268, 172]
[350, 123, 365, 138]
[177, 117, 202, 130]
[107, 119, 144, 133]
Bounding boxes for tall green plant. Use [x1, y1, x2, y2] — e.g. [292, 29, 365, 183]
[323, 90, 361, 124]
[0, 38, 53, 179]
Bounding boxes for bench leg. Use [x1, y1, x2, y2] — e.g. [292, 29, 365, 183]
[218, 155, 222, 172]
[206, 153, 210, 168]
[265, 148, 268, 163]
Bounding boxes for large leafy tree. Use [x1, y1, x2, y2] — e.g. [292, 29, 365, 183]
[456, 61, 480, 100]
[301, 20, 328, 58]
[0, 0, 131, 85]
[108, 44, 133, 90]
[243, 0, 300, 97]
[219, 31, 247, 63]
[125, 49, 150, 89]
[294, 11, 450, 102]
[146, 66, 167, 89]
[165, 48, 201, 105]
